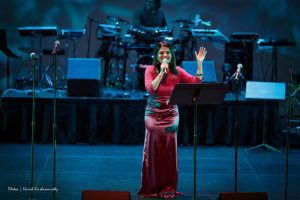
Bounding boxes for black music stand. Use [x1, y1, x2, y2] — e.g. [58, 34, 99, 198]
[169, 83, 226, 200]
[258, 39, 295, 81]
[0, 29, 21, 89]
[60, 29, 85, 58]
[18, 26, 58, 82]
[246, 81, 286, 153]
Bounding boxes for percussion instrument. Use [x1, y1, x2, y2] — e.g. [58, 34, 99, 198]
[129, 25, 172, 43]
[106, 16, 129, 25]
[170, 19, 195, 28]
[97, 24, 121, 39]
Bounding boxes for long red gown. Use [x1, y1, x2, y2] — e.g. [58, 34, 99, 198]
[138, 66, 201, 198]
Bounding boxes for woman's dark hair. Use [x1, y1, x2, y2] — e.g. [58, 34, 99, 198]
[153, 41, 178, 75]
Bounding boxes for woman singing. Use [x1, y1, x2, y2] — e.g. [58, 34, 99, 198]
[138, 41, 207, 198]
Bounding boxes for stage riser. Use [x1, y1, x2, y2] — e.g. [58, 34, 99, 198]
[1, 99, 282, 146]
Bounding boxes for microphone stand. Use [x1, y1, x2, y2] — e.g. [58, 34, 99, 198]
[52, 50, 58, 200]
[233, 72, 240, 192]
[285, 67, 293, 200]
[193, 96, 198, 200]
[229, 66, 244, 192]
[30, 55, 37, 200]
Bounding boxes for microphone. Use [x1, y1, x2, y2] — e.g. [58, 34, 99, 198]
[162, 58, 168, 73]
[52, 40, 60, 55]
[30, 52, 38, 60]
[235, 63, 243, 80]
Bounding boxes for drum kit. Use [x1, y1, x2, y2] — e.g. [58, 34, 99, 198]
[16, 15, 218, 91]
[97, 16, 207, 90]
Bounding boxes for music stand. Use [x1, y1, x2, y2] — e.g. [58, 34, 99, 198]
[257, 39, 295, 81]
[169, 82, 226, 200]
[0, 29, 21, 89]
[246, 81, 286, 152]
[18, 26, 58, 82]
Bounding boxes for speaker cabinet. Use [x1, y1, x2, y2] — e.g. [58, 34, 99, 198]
[67, 58, 101, 97]
[219, 192, 268, 200]
[82, 190, 130, 200]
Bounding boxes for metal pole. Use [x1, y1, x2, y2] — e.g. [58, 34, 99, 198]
[234, 77, 239, 192]
[30, 56, 37, 200]
[285, 67, 293, 200]
[52, 52, 57, 200]
[193, 97, 198, 200]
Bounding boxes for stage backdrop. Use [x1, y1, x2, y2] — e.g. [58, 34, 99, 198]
[0, 0, 299, 91]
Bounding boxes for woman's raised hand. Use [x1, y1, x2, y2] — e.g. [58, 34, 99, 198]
[194, 47, 207, 63]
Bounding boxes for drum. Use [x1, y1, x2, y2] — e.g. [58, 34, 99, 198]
[152, 27, 172, 38]
[96, 24, 121, 40]
[135, 54, 154, 91]
[128, 26, 146, 40]
[129, 26, 173, 44]
[136, 54, 154, 66]
[106, 62, 124, 87]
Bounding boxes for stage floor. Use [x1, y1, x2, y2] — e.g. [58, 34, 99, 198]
[0, 144, 299, 200]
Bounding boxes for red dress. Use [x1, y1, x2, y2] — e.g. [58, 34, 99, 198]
[138, 66, 201, 198]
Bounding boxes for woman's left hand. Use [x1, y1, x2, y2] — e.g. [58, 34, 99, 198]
[194, 47, 207, 63]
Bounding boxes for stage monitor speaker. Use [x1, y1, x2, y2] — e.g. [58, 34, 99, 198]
[182, 60, 218, 82]
[67, 58, 101, 97]
[82, 190, 130, 200]
[225, 41, 253, 81]
[219, 192, 268, 200]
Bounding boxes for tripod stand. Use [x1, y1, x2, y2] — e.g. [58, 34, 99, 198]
[40, 49, 66, 89]
[245, 81, 286, 153]
[247, 101, 281, 152]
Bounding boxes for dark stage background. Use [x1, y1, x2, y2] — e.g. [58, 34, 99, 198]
[0, 0, 299, 88]
[0, 0, 299, 145]
[1, 2, 300, 200]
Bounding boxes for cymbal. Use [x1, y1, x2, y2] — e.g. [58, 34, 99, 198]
[106, 16, 129, 25]
[153, 35, 174, 42]
[170, 19, 195, 26]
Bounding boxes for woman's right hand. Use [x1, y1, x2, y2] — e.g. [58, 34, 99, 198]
[160, 61, 168, 74]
